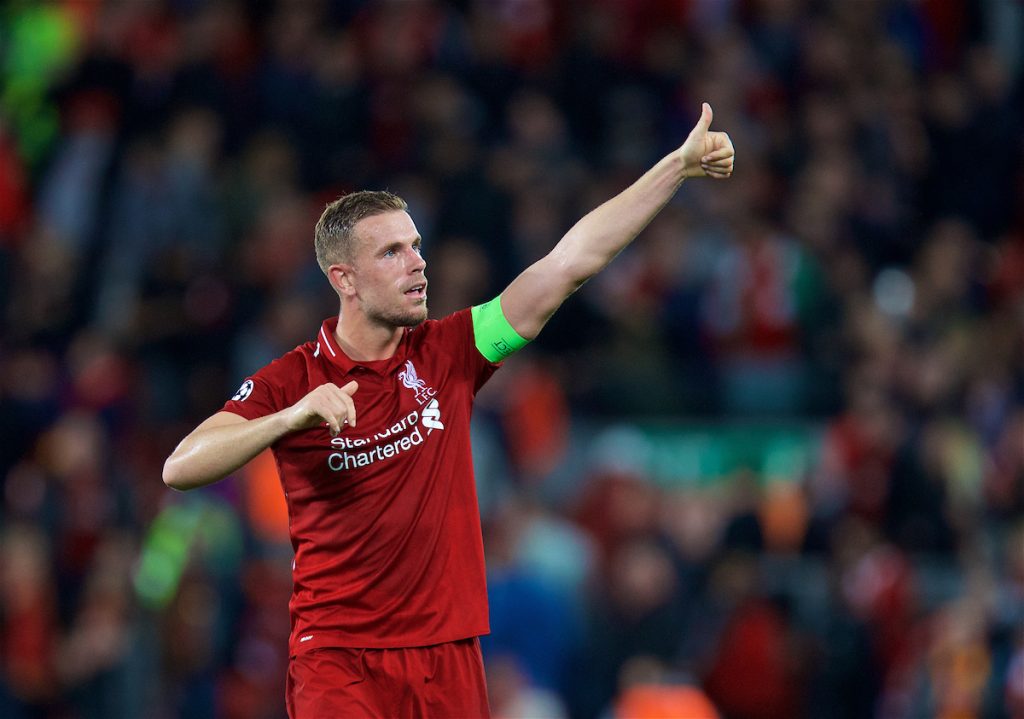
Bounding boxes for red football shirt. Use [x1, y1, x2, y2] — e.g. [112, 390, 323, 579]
[220, 309, 499, 654]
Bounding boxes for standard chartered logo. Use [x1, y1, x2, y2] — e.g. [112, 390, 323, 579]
[326, 400, 445, 471]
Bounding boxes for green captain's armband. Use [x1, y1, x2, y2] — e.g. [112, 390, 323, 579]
[471, 296, 529, 362]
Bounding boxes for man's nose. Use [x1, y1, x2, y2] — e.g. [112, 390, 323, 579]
[408, 249, 426, 272]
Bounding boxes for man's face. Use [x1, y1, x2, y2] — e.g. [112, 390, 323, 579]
[344, 211, 428, 327]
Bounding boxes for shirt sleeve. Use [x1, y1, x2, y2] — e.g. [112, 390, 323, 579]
[435, 308, 502, 393]
[219, 356, 295, 420]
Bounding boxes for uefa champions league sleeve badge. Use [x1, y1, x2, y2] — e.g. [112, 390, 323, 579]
[232, 379, 254, 402]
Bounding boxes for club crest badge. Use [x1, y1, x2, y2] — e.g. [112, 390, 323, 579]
[398, 360, 436, 405]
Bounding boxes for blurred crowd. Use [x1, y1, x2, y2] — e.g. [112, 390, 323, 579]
[1, 0, 1022, 717]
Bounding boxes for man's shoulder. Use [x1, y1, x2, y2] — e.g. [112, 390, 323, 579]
[409, 308, 472, 345]
[404, 308, 500, 389]
[251, 340, 317, 386]
[403, 310, 475, 368]
[223, 340, 317, 416]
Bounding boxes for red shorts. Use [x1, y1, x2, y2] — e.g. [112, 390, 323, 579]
[286, 637, 490, 719]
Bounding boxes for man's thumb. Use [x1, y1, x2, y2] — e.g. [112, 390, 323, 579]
[343, 380, 359, 395]
[694, 102, 713, 133]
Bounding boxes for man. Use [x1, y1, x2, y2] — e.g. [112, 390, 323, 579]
[163, 103, 733, 718]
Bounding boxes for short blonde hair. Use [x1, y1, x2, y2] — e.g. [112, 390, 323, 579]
[314, 191, 408, 273]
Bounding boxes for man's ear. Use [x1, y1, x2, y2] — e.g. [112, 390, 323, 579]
[328, 263, 356, 297]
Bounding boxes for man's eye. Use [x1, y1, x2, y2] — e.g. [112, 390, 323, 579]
[384, 249, 395, 257]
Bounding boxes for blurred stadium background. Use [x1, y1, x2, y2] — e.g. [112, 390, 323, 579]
[1, 0, 1022, 717]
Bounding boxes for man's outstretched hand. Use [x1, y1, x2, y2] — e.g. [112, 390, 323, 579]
[680, 103, 734, 179]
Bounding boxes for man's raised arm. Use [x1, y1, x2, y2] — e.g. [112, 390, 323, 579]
[499, 103, 733, 340]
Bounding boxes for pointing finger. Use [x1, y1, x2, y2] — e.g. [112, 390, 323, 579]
[323, 412, 341, 436]
[340, 393, 356, 428]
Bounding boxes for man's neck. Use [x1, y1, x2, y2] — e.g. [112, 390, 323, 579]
[334, 312, 404, 361]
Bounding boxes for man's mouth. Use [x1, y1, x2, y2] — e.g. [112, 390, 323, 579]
[404, 282, 427, 299]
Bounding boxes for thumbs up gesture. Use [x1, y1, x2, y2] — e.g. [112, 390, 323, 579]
[680, 103, 734, 179]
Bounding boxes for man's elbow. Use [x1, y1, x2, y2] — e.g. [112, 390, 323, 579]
[162, 456, 192, 491]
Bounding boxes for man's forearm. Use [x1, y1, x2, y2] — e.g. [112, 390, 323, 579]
[498, 103, 730, 340]
[499, 149, 690, 339]
[552, 149, 687, 284]
[163, 412, 291, 491]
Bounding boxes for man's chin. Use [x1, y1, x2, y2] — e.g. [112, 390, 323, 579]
[374, 305, 428, 328]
